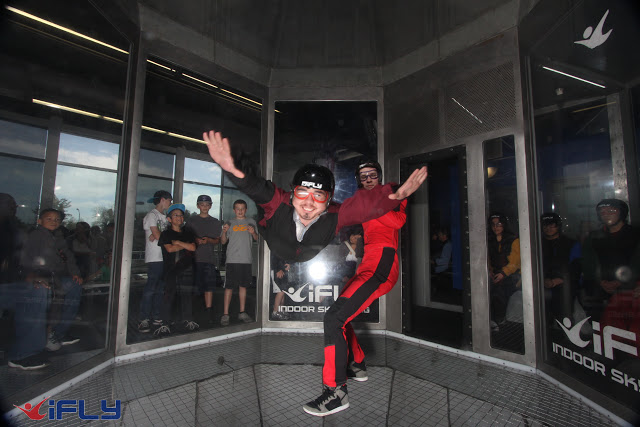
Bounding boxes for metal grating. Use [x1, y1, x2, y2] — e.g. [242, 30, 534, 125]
[444, 62, 517, 141]
[8, 333, 618, 426]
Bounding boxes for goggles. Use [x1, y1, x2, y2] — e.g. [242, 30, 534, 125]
[359, 171, 379, 182]
[293, 186, 329, 203]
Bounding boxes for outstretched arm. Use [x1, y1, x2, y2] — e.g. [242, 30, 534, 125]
[388, 166, 428, 200]
[203, 130, 245, 179]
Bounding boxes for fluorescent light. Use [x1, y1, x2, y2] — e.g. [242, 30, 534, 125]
[571, 102, 616, 113]
[219, 88, 261, 106]
[147, 60, 175, 72]
[167, 132, 204, 143]
[183, 73, 218, 89]
[542, 66, 605, 89]
[5, 6, 127, 55]
[33, 99, 206, 145]
[451, 98, 483, 124]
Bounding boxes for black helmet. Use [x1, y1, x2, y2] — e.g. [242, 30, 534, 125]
[541, 212, 562, 228]
[355, 160, 382, 188]
[291, 164, 335, 196]
[596, 199, 629, 222]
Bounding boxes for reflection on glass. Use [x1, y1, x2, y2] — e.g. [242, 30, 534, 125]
[128, 55, 261, 343]
[184, 158, 222, 186]
[0, 0, 128, 401]
[54, 165, 117, 228]
[271, 101, 378, 323]
[0, 119, 47, 159]
[0, 156, 43, 225]
[484, 135, 524, 354]
[139, 149, 175, 178]
[59, 133, 119, 170]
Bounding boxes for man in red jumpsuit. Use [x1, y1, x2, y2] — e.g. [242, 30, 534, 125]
[303, 160, 407, 416]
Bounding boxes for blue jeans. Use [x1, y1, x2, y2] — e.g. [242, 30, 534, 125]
[50, 276, 82, 339]
[139, 262, 164, 321]
[0, 282, 49, 360]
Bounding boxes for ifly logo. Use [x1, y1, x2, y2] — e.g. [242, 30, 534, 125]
[282, 283, 340, 302]
[282, 283, 310, 302]
[300, 180, 323, 189]
[557, 317, 638, 360]
[14, 397, 121, 420]
[574, 9, 612, 49]
[556, 317, 591, 348]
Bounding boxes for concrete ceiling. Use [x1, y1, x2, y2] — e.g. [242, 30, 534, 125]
[137, 0, 515, 69]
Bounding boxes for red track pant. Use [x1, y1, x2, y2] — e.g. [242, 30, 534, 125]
[322, 246, 398, 387]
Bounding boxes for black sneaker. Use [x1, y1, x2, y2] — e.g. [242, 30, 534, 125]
[303, 384, 349, 416]
[8, 354, 50, 371]
[346, 360, 368, 382]
[60, 335, 80, 346]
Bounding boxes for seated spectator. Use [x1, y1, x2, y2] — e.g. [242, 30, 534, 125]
[487, 213, 521, 331]
[86, 251, 112, 283]
[339, 225, 363, 282]
[91, 225, 108, 265]
[22, 208, 83, 350]
[540, 213, 581, 321]
[582, 199, 640, 320]
[0, 193, 50, 370]
[432, 227, 452, 274]
[69, 221, 96, 279]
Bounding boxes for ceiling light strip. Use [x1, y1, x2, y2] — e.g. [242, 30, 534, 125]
[571, 101, 616, 114]
[147, 60, 175, 72]
[183, 73, 218, 89]
[542, 66, 605, 89]
[6, 6, 128, 55]
[33, 99, 204, 144]
[219, 88, 262, 106]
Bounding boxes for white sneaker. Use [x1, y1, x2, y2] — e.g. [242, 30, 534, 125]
[138, 319, 151, 333]
[45, 332, 61, 352]
[238, 312, 252, 323]
[183, 320, 200, 331]
[221, 314, 230, 326]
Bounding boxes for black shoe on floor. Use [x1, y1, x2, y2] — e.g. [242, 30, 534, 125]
[60, 335, 80, 346]
[8, 353, 50, 371]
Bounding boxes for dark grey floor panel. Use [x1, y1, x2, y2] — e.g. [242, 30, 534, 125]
[5, 333, 619, 426]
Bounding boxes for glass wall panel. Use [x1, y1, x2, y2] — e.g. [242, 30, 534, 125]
[522, 0, 640, 416]
[127, 56, 261, 343]
[484, 135, 524, 354]
[0, 0, 129, 402]
[271, 101, 377, 322]
[535, 89, 639, 410]
[400, 146, 471, 349]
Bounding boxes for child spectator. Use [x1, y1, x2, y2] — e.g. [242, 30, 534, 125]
[138, 190, 172, 334]
[156, 204, 197, 336]
[21, 208, 83, 350]
[186, 194, 222, 326]
[220, 199, 258, 326]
